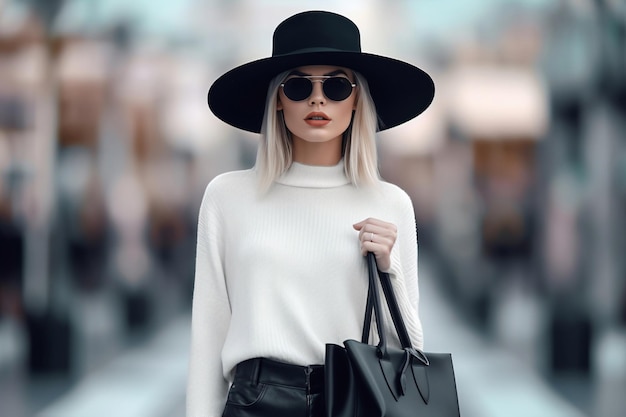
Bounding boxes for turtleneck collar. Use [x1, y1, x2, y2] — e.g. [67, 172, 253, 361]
[275, 160, 351, 188]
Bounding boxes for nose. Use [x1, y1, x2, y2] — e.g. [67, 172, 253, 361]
[308, 79, 326, 105]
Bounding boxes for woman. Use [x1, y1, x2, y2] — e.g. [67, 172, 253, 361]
[187, 10, 434, 417]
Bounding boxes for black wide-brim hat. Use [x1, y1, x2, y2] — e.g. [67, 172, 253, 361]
[208, 10, 435, 133]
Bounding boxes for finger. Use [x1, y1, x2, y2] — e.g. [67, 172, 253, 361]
[360, 240, 392, 264]
[357, 218, 397, 233]
[352, 219, 368, 231]
[353, 217, 395, 230]
[359, 217, 397, 230]
[360, 234, 393, 252]
[358, 224, 396, 243]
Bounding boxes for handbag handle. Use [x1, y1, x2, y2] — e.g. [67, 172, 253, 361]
[362, 252, 388, 357]
[363, 252, 429, 365]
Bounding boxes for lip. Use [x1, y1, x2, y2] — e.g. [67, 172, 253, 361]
[304, 112, 331, 127]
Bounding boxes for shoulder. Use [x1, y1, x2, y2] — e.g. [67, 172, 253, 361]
[204, 169, 257, 196]
[198, 169, 258, 213]
[377, 179, 413, 207]
[371, 179, 416, 223]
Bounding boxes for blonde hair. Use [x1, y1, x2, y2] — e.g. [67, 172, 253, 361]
[255, 70, 380, 192]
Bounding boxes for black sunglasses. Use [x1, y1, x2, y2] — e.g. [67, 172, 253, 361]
[280, 76, 357, 102]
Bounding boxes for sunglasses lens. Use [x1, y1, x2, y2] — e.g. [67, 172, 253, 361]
[323, 78, 354, 101]
[282, 78, 312, 101]
[281, 77, 354, 101]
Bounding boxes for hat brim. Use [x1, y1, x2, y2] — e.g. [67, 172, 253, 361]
[208, 51, 435, 133]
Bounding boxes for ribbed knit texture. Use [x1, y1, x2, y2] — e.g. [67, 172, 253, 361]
[186, 160, 422, 417]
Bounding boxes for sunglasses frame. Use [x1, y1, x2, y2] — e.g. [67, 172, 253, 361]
[280, 75, 357, 102]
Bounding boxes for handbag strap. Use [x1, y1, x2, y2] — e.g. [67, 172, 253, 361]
[363, 253, 431, 369]
[378, 264, 413, 348]
[362, 252, 412, 349]
[361, 257, 375, 343]
[361, 252, 388, 356]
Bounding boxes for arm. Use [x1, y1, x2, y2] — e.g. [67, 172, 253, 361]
[354, 190, 423, 350]
[386, 192, 423, 350]
[186, 185, 231, 417]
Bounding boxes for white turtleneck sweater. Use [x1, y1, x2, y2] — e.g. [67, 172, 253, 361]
[186, 161, 423, 417]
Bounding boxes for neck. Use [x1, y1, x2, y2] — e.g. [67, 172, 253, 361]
[291, 136, 343, 166]
[275, 158, 350, 188]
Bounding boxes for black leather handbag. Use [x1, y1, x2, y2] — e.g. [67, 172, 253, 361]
[325, 253, 460, 417]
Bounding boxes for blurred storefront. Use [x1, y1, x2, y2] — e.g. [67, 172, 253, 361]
[379, 1, 626, 416]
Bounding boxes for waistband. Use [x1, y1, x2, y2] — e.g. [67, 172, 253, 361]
[235, 358, 325, 393]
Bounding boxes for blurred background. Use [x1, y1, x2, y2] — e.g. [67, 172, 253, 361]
[0, 0, 625, 416]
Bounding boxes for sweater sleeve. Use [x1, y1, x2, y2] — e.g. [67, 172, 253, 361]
[186, 183, 231, 417]
[385, 189, 424, 350]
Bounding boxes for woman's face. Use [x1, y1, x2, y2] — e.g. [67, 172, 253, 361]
[277, 65, 357, 161]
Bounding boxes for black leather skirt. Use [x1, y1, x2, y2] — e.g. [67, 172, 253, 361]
[222, 357, 326, 417]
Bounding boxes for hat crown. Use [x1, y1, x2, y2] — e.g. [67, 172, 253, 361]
[272, 11, 361, 56]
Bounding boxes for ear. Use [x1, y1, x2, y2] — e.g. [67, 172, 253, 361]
[277, 96, 283, 111]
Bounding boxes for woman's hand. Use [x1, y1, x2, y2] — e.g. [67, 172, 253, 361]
[353, 218, 397, 272]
